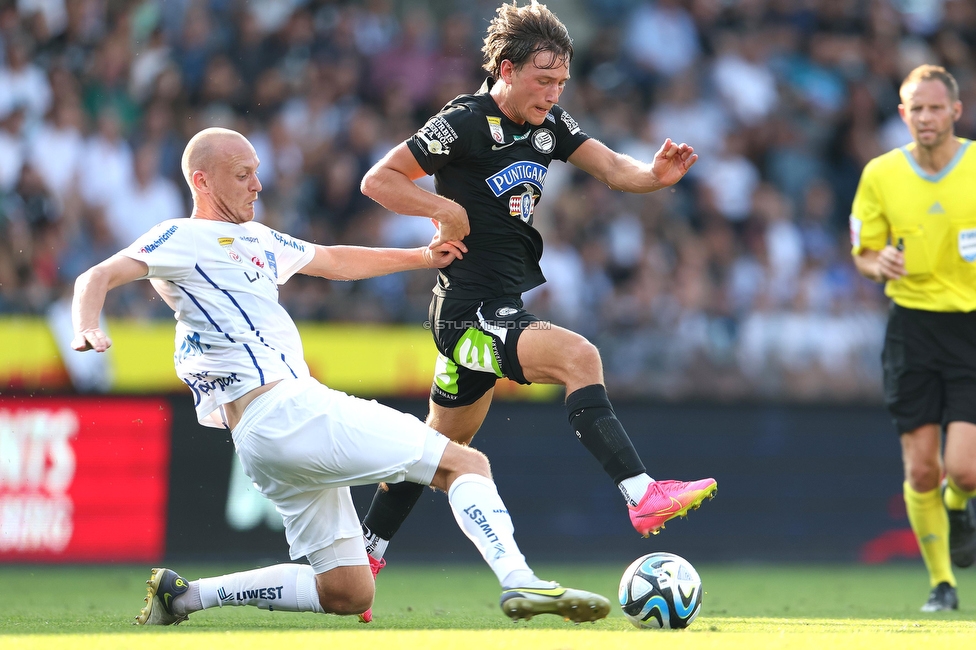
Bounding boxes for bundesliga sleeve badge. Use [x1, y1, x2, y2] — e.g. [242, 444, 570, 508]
[487, 116, 504, 143]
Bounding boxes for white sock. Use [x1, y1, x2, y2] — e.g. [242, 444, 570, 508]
[173, 582, 203, 615]
[186, 564, 324, 614]
[618, 473, 654, 507]
[447, 473, 534, 588]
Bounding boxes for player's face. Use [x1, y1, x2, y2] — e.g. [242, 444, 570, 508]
[507, 52, 569, 125]
[899, 80, 961, 150]
[211, 140, 262, 223]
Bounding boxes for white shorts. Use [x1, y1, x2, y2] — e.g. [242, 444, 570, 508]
[230, 377, 449, 563]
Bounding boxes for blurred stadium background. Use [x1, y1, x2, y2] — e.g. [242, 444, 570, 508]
[1, 0, 969, 572]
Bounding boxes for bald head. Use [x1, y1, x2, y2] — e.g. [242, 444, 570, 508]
[182, 127, 263, 223]
[181, 127, 252, 192]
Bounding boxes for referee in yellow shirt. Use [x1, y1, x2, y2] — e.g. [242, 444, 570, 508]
[851, 64, 976, 612]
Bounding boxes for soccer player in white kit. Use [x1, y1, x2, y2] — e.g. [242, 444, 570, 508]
[70, 127, 610, 624]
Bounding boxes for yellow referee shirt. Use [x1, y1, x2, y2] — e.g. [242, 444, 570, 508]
[850, 138, 976, 312]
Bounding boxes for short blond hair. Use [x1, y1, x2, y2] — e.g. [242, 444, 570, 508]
[900, 64, 959, 103]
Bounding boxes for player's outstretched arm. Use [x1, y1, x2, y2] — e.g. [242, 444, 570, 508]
[361, 143, 470, 245]
[71, 254, 149, 352]
[568, 138, 697, 193]
[301, 236, 465, 282]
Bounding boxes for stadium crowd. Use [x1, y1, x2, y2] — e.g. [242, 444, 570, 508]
[2, 0, 974, 399]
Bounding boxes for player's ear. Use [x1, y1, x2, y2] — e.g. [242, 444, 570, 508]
[500, 59, 516, 83]
[192, 169, 209, 193]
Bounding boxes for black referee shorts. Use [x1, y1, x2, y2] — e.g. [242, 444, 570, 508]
[427, 294, 542, 407]
[882, 302, 976, 434]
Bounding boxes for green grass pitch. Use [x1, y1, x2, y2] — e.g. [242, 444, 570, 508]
[1, 563, 975, 649]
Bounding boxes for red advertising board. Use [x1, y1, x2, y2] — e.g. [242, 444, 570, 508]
[0, 397, 170, 562]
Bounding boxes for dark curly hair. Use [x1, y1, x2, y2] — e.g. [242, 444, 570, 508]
[482, 1, 573, 80]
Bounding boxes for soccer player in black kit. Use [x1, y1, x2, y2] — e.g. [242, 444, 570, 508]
[357, 1, 716, 622]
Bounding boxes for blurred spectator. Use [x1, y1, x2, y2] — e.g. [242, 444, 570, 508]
[624, 0, 700, 81]
[0, 107, 26, 192]
[78, 108, 133, 210]
[18, 0, 68, 41]
[28, 95, 84, 198]
[755, 183, 804, 307]
[175, 3, 217, 99]
[649, 74, 727, 163]
[15, 161, 58, 229]
[132, 100, 184, 188]
[228, 5, 271, 84]
[82, 36, 139, 133]
[368, 8, 437, 112]
[129, 27, 170, 104]
[696, 131, 760, 223]
[105, 142, 183, 246]
[353, 0, 398, 57]
[711, 29, 779, 127]
[0, 32, 52, 127]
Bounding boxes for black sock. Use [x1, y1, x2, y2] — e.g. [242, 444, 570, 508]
[565, 384, 645, 484]
[362, 481, 426, 542]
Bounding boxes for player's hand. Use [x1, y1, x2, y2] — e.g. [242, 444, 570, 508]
[875, 244, 907, 281]
[423, 238, 466, 268]
[651, 138, 697, 187]
[431, 202, 470, 246]
[71, 328, 112, 352]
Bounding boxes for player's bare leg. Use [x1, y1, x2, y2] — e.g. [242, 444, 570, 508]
[427, 389, 495, 445]
[518, 323, 716, 536]
[943, 421, 976, 569]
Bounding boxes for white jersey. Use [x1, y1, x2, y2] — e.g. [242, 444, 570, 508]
[121, 218, 315, 428]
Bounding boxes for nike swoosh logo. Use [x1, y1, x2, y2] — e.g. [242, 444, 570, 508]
[492, 131, 532, 150]
[636, 497, 684, 518]
[505, 587, 567, 597]
[163, 593, 172, 611]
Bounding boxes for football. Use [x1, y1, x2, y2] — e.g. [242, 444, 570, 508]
[618, 552, 703, 629]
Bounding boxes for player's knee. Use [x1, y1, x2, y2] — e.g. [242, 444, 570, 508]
[429, 418, 478, 445]
[453, 444, 491, 478]
[905, 462, 941, 492]
[568, 338, 602, 378]
[947, 467, 976, 494]
[316, 582, 374, 616]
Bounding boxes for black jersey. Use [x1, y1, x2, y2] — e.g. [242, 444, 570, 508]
[406, 78, 589, 299]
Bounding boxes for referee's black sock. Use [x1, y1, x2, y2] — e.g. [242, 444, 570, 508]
[566, 384, 649, 504]
[362, 481, 425, 559]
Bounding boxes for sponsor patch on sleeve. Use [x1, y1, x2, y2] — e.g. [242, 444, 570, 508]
[138, 225, 179, 253]
[264, 251, 278, 278]
[560, 110, 580, 135]
[849, 214, 862, 249]
[416, 116, 458, 156]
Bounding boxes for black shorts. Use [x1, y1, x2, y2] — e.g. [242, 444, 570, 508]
[428, 294, 542, 407]
[882, 303, 976, 434]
